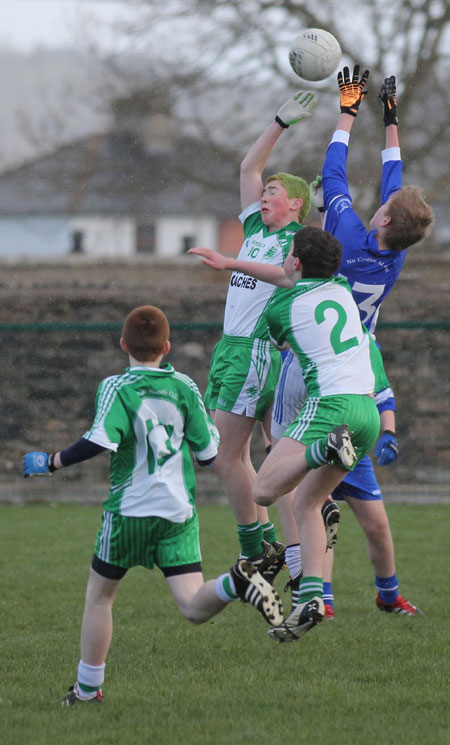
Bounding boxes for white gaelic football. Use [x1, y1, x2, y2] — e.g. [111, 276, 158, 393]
[289, 29, 341, 81]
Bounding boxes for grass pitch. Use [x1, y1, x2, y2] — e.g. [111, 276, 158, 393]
[1, 501, 449, 745]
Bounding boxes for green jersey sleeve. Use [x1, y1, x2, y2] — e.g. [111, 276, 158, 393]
[266, 291, 289, 349]
[84, 376, 131, 451]
[178, 374, 219, 461]
[369, 337, 391, 394]
[242, 205, 263, 239]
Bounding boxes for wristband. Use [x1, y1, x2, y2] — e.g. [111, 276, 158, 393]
[275, 115, 289, 129]
[48, 453, 57, 473]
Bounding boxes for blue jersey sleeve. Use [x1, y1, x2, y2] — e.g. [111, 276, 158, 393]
[322, 136, 406, 334]
[322, 139, 351, 209]
[380, 148, 402, 204]
[375, 386, 396, 414]
[322, 137, 368, 253]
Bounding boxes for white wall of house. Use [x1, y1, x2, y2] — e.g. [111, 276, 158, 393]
[155, 216, 217, 257]
[0, 217, 69, 257]
[0, 215, 135, 258]
[0, 214, 218, 258]
[0, 215, 136, 258]
[70, 216, 135, 257]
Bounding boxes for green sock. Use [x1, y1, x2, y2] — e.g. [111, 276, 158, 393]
[78, 682, 100, 693]
[237, 521, 263, 558]
[298, 576, 323, 604]
[261, 521, 277, 544]
[305, 438, 328, 469]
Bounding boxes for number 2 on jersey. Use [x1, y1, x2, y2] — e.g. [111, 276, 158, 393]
[314, 300, 359, 355]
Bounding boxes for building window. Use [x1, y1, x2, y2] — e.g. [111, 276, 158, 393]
[71, 230, 84, 254]
[137, 223, 155, 254]
[182, 235, 196, 253]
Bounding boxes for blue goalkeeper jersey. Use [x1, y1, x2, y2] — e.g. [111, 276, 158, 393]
[323, 130, 406, 334]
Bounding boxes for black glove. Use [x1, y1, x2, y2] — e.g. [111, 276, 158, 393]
[378, 75, 398, 126]
[338, 64, 370, 117]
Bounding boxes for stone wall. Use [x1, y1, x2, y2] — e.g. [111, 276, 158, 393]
[1, 250, 449, 503]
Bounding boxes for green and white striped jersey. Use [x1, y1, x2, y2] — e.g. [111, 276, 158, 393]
[84, 364, 219, 520]
[223, 202, 302, 339]
[267, 276, 381, 398]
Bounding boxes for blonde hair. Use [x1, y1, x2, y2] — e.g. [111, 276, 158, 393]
[383, 186, 434, 251]
[266, 172, 311, 223]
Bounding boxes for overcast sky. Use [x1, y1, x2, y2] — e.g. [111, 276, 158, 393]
[0, 0, 128, 50]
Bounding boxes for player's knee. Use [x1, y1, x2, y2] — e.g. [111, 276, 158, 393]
[253, 481, 272, 506]
[211, 449, 234, 477]
[362, 516, 390, 542]
[254, 494, 271, 506]
[180, 606, 207, 625]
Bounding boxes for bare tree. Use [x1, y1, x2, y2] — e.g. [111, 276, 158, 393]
[0, 47, 117, 172]
[85, 0, 448, 234]
[5, 1, 447, 238]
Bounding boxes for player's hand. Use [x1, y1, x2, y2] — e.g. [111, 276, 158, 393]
[309, 174, 324, 211]
[374, 431, 398, 466]
[338, 65, 370, 117]
[378, 75, 398, 126]
[23, 451, 55, 477]
[275, 91, 317, 128]
[188, 247, 229, 271]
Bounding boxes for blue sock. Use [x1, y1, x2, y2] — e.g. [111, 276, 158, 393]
[375, 574, 399, 604]
[323, 582, 333, 609]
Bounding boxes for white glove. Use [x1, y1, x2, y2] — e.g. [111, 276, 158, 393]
[275, 91, 317, 128]
[309, 174, 324, 211]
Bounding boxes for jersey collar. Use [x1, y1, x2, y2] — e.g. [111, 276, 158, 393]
[127, 363, 174, 375]
[262, 220, 302, 237]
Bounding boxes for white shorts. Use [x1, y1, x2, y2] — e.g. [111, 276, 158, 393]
[271, 350, 306, 440]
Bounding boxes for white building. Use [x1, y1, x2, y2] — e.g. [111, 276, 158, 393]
[0, 104, 243, 259]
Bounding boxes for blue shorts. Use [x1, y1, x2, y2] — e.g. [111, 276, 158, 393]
[332, 455, 382, 501]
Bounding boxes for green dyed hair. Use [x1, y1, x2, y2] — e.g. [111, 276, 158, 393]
[266, 172, 311, 223]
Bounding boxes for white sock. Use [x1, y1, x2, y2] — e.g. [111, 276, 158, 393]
[285, 544, 302, 579]
[215, 573, 237, 603]
[77, 660, 105, 696]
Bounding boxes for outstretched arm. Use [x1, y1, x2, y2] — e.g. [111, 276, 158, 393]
[240, 122, 284, 210]
[335, 64, 370, 130]
[334, 112, 356, 134]
[322, 65, 370, 216]
[378, 75, 399, 148]
[24, 438, 106, 476]
[240, 91, 317, 210]
[326, 64, 370, 137]
[385, 124, 399, 149]
[188, 247, 294, 288]
[377, 75, 402, 206]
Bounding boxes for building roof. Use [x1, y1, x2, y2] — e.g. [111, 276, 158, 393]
[0, 129, 241, 220]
